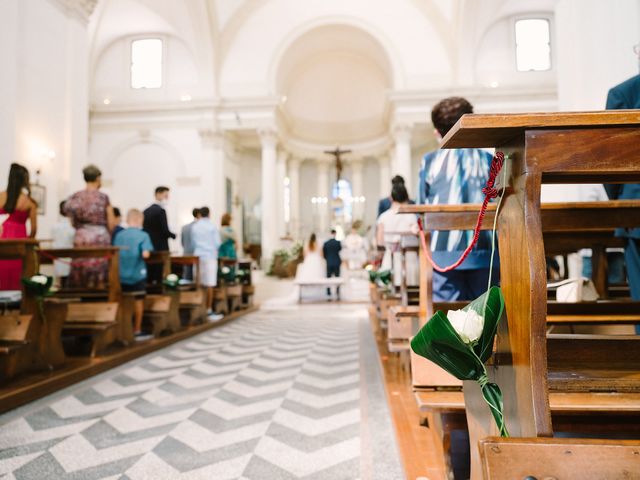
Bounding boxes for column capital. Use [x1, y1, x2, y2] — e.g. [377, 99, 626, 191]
[46, 0, 98, 24]
[199, 129, 224, 149]
[288, 157, 302, 170]
[393, 123, 413, 143]
[258, 128, 278, 148]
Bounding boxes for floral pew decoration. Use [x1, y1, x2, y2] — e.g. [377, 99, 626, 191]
[410, 286, 509, 437]
[163, 273, 180, 290]
[21, 274, 54, 323]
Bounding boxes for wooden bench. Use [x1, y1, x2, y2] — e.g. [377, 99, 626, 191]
[237, 260, 254, 308]
[170, 256, 207, 326]
[62, 302, 118, 357]
[438, 110, 640, 478]
[144, 251, 180, 334]
[294, 277, 345, 302]
[0, 314, 32, 381]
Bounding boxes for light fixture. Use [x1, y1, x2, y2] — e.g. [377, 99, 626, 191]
[180, 93, 192, 102]
[281, 95, 288, 103]
[489, 81, 499, 89]
[103, 98, 111, 105]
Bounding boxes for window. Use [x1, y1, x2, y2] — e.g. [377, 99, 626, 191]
[131, 38, 163, 89]
[515, 18, 551, 72]
[331, 179, 353, 222]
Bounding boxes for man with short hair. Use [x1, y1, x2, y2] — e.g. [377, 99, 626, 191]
[322, 229, 342, 299]
[181, 208, 201, 280]
[191, 207, 223, 322]
[143, 186, 176, 284]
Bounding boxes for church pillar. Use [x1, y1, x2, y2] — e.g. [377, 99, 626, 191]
[316, 160, 330, 234]
[199, 130, 226, 222]
[288, 157, 302, 239]
[276, 150, 288, 239]
[350, 158, 364, 220]
[393, 124, 413, 194]
[259, 128, 279, 266]
[379, 154, 391, 201]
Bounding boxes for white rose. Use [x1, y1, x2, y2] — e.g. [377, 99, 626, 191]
[31, 275, 48, 285]
[447, 309, 484, 344]
[221, 267, 230, 274]
[166, 274, 179, 282]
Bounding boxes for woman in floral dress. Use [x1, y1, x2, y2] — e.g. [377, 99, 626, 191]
[64, 165, 116, 288]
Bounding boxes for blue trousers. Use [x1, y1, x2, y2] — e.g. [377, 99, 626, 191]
[624, 239, 640, 334]
[432, 268, 500, 302]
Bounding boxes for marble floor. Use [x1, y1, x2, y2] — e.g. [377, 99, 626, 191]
[0, 303, 404, 480]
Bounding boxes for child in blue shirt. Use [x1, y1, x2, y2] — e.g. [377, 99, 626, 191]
[114, 209, 154, 341]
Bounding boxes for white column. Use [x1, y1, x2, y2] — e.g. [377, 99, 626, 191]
[316, 160, 330, 234]
[259, 128, 279, 266]
[379, 154, 391, 200]
[350, 158, 364, 219]
[393, 124, 413, 194]
[288, 157, 302, 239]
[199, 130, 226, 222]
[276, 150, 288, 239]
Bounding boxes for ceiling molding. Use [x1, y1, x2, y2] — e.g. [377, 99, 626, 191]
[46, 0, 98, 24]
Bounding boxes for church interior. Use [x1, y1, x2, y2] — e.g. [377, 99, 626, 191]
[1, 0, 640, 479]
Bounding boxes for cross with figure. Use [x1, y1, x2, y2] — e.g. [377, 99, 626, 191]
[324, 146, 352, 182]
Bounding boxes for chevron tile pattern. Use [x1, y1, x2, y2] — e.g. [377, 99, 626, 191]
[0, 305, 403, 479]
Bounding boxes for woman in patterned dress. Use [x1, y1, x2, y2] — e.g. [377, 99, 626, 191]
[64, 165, 116, 288]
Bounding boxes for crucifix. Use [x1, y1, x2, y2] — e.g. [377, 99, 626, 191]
[324, 146, 352, 182]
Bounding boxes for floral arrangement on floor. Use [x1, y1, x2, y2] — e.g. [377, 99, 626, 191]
[410, 286, 509, 437]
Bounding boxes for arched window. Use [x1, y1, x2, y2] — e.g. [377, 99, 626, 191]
[331, 179, 353, 221]
[131, 38, 163, 88]
[515, 18, 551, 72]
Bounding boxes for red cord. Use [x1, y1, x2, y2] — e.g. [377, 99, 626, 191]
[417, 151, 504, 273]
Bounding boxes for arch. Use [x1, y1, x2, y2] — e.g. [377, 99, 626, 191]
[267, 15, 403, 93]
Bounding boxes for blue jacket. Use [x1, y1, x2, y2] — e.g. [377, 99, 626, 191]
[605, 74, 640, 239]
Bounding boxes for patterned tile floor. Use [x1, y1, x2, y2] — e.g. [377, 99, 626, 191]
[0, 305, 404, 480]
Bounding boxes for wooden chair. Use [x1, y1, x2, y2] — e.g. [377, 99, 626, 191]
[438, 110, 640, 478]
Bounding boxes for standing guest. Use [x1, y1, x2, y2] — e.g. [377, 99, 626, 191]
[418, 97, 498, 301]
[113, 209, 154, 342]
[64, 165, 116, 288]
[605, 49, 640, 332]
[377, 184, 418, 288]
[0, 163, 37, 290]
[322, 229, 342, 298]
[51, 201, 75, 286]
[343, 221, 367, 270]
[181, 208, 201, 280]
[219, 213, 237, 260]
[377, 175, 406, 218]
[143, 186, 175, 285]
[191, 207, 223, 322]
[111, 207, 124, 243]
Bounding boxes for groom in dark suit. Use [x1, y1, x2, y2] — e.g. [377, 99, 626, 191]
[143, 186, 176, 285]
[323, 229, 342, 298]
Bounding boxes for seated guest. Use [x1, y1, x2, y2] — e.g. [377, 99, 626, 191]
[111, 207, 124, 242]
[113, 209, 154, 342]
[418, 96, 498, 301]
[376, 184, 418, 288]
[181, 208, 201, 280]
[51, 201, 75, 286]
[191, 207, 223, 322]
[377, 175, 413, 217]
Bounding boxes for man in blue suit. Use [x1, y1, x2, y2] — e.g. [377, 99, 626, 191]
[323, 229, 342, 299]
[605, 56, 640, 331]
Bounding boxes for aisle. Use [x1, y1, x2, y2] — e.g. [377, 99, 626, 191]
[0, 305, 404, 480]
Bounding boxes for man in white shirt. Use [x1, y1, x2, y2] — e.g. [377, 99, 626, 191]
[191, 206, 223, 321]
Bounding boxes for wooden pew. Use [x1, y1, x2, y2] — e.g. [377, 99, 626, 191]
[170, 255, 207, 326]
[0, 314, 32, 380]
[237, 260, 254, 308]
[219, 257, 242, 312]
[144, 251, 180, 335]
[38, 247, 122, 356]
[438, 110, 640, 478]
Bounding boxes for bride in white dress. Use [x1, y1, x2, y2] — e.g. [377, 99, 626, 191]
[263, 234, 326, 307]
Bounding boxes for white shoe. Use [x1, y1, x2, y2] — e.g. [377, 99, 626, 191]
[207, 312, 224, 322]
[134, 332, 154, 342]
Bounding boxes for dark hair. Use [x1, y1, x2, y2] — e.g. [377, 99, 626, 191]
[330, 229, 336, 235]
[431, 96, 473, 137]
[200, 206, 210, 217]
[59, 201, 66, 216]
[309, 233, 317, 251]
[113, 207, 121, 218]
[192, 208, 201, 218]
[155, 186, 170, 195]
[82, 164, 102, 182]
[221, 213, 232, 226]
[4, 163, 30, 214]
[391, 184, 409, 204]
[391, 175, 405, 186]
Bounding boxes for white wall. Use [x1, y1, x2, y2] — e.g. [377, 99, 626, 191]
[0, 0, 89, 239]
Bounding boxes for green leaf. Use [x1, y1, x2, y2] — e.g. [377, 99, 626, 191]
[481, 381, 509, 437]
[411, 311, 485, 381]
[464, 286, 505, 363]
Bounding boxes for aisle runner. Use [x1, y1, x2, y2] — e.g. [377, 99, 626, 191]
[0, 305, 403, 479]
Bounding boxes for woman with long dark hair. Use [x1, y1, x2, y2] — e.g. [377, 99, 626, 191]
[0, 163, 38, 290]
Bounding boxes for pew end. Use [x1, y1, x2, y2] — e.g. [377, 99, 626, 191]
[0, 315, 32, 381]
[62, 302, 119, 357]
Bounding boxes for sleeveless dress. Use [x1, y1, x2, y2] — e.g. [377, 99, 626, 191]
[0, 208, 29, 290]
